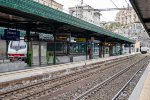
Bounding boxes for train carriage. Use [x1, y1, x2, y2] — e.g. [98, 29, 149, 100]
[140, 47, 149, 54]
[8, 38, 27, 61]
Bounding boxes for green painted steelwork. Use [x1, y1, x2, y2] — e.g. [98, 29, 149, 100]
[0, 28, 4, 35]
[0, 0, 134, 43]
[27, 51, 33, 66]
[46, 50, 50, 64]
[53, 35, 56, 65]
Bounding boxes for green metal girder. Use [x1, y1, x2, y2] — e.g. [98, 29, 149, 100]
[0, 0, 134, 43]
[0, 27, 4, 35]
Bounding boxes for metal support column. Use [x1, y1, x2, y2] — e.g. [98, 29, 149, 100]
[109, 45, 113, 56]
[99, 43, 102, 58]
[115, 44, 118, 55]
[91, 42, 94, 59]
[112, 45, 115, 56]
[6, 41, 8, 58]
[39, 41, 41, 66]
[120, 43, 123, 55]
[78, 43, 80, 53]
[86, 38, 88, 60]
[53, 33, 56, 65]
[103, 44, 105, 58]
[129, 44, 131, 54]
[67, 42, 69, 55]
[103, 38, 107, 58]
[26, 28, 32, 66]
[30, 40, 32, 62]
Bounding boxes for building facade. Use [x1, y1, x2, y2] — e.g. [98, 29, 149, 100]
[33, 0, 63, 10]
[69, 5, 101, 27]
[115, 7, 139, 25]
[114, 7, 149, 50]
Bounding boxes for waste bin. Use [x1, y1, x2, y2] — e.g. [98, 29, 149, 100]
[70, 55, 73, 62]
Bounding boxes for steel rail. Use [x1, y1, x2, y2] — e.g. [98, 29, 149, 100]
[112, 61, 149, 100]
[0, 56, 129, 93]
[0, 57, 128, 96]
[74, 57, 146, 100]
[0, 54, 136, 77]
[20, 58, 130, 99]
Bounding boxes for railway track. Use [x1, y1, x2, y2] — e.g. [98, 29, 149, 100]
[0, 56, 128, 92]
[0, 54, 132, 90]
[0, 55, 139, 100]
[38, 55, 144, 100]
[112, 59, 149, 100]
[75, 56, 150, 100]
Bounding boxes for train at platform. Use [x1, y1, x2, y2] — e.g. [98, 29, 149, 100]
[7, 38, 27, 61]
[140, 47, 149, 54]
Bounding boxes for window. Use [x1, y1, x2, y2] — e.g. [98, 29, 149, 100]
[10, 40, 26, 50]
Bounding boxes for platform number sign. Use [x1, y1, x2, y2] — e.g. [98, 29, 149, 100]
[4, 29, 20, 41]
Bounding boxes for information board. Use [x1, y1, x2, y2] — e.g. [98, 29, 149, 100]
[4, 29, 20, 41]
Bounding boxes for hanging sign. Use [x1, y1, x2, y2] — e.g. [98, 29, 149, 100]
[4, 29, 20, 41]
[39, 33, 54, 41]
[56, 34, 70, 42]
[74, 38, 86, 42]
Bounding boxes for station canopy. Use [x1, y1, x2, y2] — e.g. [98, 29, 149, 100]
[0, 0, 134, 43]
[130, 0, 150, 36]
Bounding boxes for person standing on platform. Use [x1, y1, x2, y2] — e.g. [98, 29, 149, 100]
[88, 47, 92, 59]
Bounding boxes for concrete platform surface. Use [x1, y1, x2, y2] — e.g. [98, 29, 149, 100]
[0, 53, 138, 83]
[129, 61, 150, 100]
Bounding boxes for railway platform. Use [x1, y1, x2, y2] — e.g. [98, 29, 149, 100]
[0, 55, 90, 73]
[0, 53, 138, 83]
[129, 59, 150, 100]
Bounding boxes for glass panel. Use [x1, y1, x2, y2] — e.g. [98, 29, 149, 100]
[10, 40, 26, 49]
[10, 41, 19, 49]
[19, 40, 26, 49]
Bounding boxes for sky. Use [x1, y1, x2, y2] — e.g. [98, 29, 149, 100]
[55, 0, 131, 21]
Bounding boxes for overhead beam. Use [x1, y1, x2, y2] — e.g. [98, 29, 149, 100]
[129, 0, 150, 37]
[147, 29, 150, 32]
[143, 18, 150, 23]
[83, 8, 128, 11]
